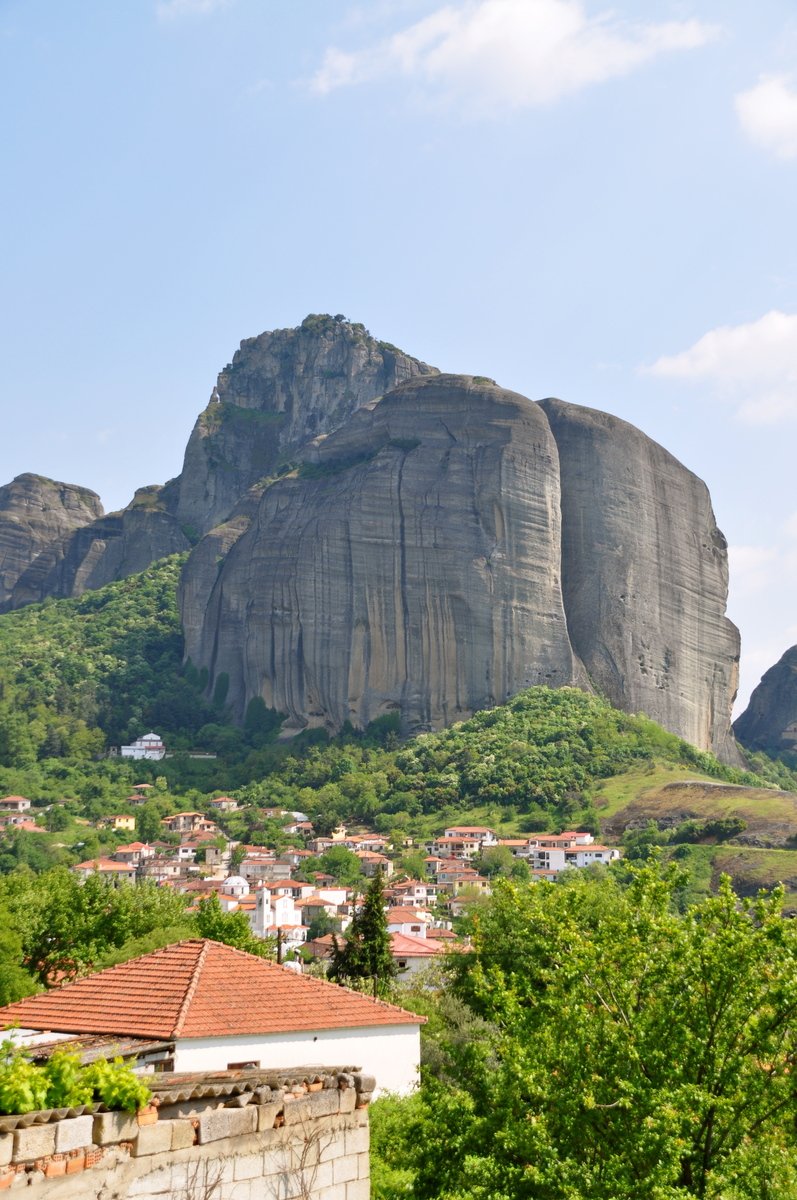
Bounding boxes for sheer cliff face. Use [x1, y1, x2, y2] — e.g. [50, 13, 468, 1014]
[183, 377, 741, 760]
[0, 475, 103, 610]
[538, 398, 741, 765]
[734, 647, 797, 753]
[187, 376, 587, 733]
[175, 317, 438, 537]
[11, 486, 190, 606]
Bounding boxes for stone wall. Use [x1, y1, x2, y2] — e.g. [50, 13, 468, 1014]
[0, 1067, 374, 1199]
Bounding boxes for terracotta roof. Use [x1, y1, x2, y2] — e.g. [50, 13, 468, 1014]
[0, 939, 422, 1039]
[74, 858, 136, 872]
[390, 932, 446, 957]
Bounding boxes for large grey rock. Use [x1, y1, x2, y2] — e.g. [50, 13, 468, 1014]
[190, 375, 587, 732]
[11, 484, 190, 605]
[175, 314, 438, 537]
[0, 473, 103, 610]
[734, 646, 797, 754]
[538, 398, 742, 764]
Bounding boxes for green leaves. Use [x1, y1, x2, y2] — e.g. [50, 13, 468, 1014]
[391, 864, 797, 1200]
[0, 1040, 150, 1116]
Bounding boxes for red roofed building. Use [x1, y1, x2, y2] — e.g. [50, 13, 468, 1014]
[0, 939, 422, 1095]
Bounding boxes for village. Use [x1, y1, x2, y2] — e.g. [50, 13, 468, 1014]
[0, 731, 622, 982]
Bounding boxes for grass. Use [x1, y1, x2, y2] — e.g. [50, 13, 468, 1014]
[592, 763, 719, 817]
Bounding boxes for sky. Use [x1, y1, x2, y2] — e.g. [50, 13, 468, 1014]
[2, 0, 796, 714]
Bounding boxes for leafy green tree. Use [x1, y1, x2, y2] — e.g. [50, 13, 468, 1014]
[328, 868, 396, 997]
[391, 863, 797, 1200]
[194, 893, 274, 959]
[0, 905, 37, 1005]
[0, 868, 190, 983]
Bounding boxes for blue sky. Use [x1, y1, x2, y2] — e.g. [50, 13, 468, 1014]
[2, 0, 797, 712]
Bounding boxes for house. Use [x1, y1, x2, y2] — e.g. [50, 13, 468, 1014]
[429, 835, 481, 860]
[112, 841, 155, 866]
[100, 814, 136, 832]
[120, 732, 166, 761]
[0, 795, 31, 813]
[356, 851, 394, 878]
[0, 939, 423, 1095]
[390, 932, 447, 978]
[162, 812, 218, 836]
[210, 796, 239, 813]
[73, 858, 137, 883]
[443, 825, 498, 849]
[386, 907, 432, 938]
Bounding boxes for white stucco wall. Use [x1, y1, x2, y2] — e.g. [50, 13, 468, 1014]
[173, 1023, 420, 1096]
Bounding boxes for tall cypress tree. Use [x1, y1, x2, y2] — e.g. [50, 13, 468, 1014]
[329, 867, 396, 997]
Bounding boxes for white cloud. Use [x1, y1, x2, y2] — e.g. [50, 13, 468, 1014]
[646, 310, 797, 424]
[736, 75, 797, 160]
[310, 0, 718, 113]
[156, 0, 230, 20]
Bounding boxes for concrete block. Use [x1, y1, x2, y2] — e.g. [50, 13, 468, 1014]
[169, 1120, 196, 1151]
[256, 1102, 283, 1132]
[346, 1180, 370, 1200]
[0, 1137, 11, 1168]
[356, 1151, 369, 1180]
[55, 1116, 94, 1154]
[308, 1159, 334, 1190]
[282, 1096, 313, 1126]
[307, 1089, 341, 1119]
[133, 1122, 173, 1157]
[344, 1124, 369, 1156]
[233, 1154, 263, 1181]
[332, 1154, 358, 1185]
[13, 1123, 57, 1162]
[92, 1111, 139, 1146]
[319, 1130, 347, 1163]
[197, 1105, 257, 1144]
[338, 1088, 357, 1114]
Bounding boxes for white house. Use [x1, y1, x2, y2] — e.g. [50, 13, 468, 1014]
[0, 939, 423, 1096]
[120, 732, 166, 761]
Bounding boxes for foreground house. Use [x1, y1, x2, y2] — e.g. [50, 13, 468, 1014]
[0, 939, 422, 1095]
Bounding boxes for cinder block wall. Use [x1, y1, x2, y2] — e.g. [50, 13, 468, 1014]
[0, 1068, 374, 1200]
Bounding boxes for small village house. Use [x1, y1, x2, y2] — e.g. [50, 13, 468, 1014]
[0, 940, 423, 1095]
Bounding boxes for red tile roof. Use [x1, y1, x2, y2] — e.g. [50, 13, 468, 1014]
[0, 939, 422, 1039]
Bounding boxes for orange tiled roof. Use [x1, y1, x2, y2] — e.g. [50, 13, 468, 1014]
[0, 939, 422, 1039]
[390, 932, 446, 957]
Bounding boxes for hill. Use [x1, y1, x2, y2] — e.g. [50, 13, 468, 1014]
[1, 556, 796, 901]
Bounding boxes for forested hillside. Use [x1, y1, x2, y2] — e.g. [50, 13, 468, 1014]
[1, 555, 795, 887]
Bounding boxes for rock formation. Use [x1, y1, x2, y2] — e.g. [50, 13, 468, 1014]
[11, 484, 190, 606]
[175, 314, 438, 537]
[734, 647, 797, 754]
[0, 474, 103, 611]
[183, 373, 741, 759]
[2, 316, 744, 761]
[538, 398, 742, 765]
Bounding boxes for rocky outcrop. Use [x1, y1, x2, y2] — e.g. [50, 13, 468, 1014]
[183, 377, 742, 760]
[734, 647, 797, 754]
[539, 398, 742, 765]
[175, 314, 438, 537]
[11, 485, 190, 605]
[3, 317, 744, 762]
[187, 375, 588, 732]
[0, 474, 103, 610]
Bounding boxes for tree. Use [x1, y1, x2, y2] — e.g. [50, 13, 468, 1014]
[194, 893, 274, 959]
[389, 862, 797, 1200]
[328, 868, 396, 998]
